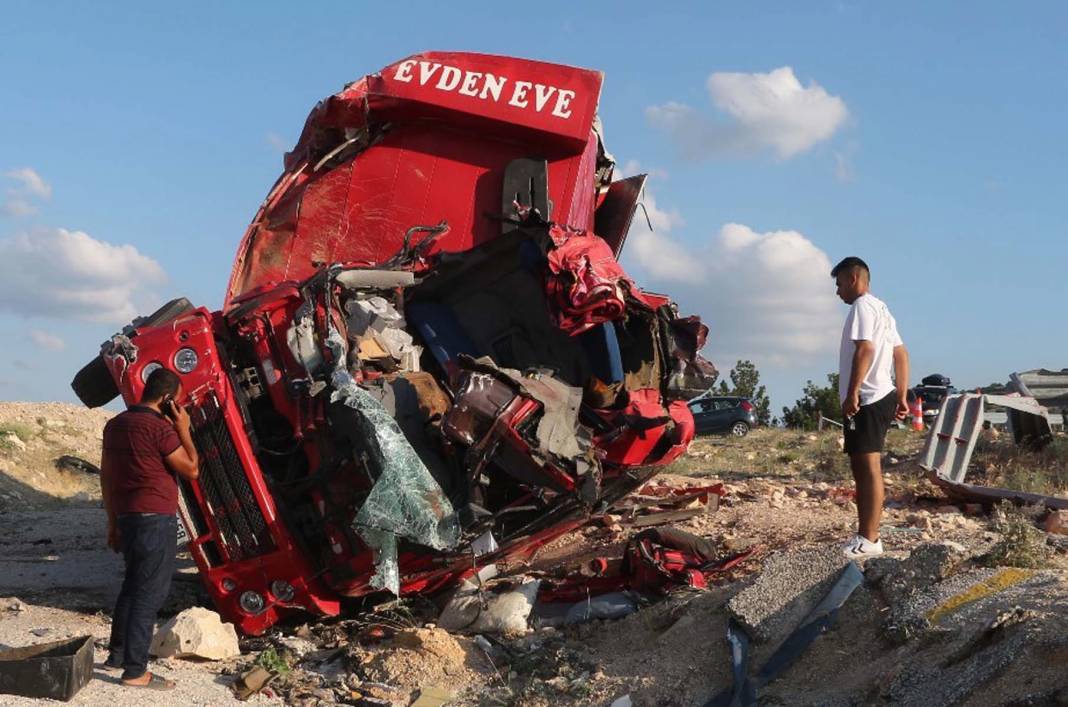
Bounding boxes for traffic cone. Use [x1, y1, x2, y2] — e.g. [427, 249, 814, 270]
[910, 395, 924, 431]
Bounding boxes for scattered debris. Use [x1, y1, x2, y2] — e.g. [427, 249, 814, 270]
[150, 606, 241, 660]
[437, 578, 540, 635]
[52, 455, 100, 476]
[410, 684, 453, 707]
[231, 664, 277, 701]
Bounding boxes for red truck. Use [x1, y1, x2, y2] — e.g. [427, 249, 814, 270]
[71, 52, 716, 635]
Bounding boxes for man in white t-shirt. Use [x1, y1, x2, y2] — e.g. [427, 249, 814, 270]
[832, 257, 909, 559]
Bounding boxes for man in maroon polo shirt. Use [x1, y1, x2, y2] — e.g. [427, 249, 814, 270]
[100, 368, 199, 690]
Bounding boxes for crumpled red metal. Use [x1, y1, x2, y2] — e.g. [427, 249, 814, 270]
[545, 225, 638, 335]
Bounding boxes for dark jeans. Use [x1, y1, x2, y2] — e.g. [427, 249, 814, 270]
[108, 513, 176, 680]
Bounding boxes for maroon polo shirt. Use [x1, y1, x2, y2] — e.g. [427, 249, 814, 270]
[102, 406, 182, 515]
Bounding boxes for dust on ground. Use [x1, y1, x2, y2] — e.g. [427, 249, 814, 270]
[1, 404, 1067, 706]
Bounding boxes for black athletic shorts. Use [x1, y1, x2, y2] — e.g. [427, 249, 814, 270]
[843, 392, 897, 455]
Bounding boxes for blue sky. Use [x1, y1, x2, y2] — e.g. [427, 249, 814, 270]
[1, 2, 1066, 413]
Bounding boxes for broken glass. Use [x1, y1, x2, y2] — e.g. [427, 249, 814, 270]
[330, 367, 460, 594]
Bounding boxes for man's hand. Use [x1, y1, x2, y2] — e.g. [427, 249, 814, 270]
[107, 522, 121, 553]
[843, 392, 861, 419]
[169, 402, 191, 432]
[895, 395, 909, 420]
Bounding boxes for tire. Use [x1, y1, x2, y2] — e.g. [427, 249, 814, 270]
[70, 297, 196, 408]
[71, 356, 121, 408]
[730, 421, 750, 437]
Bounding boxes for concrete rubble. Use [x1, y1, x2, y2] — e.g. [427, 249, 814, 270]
[726, 546, 849, 642]
[150, 606, 241, 660]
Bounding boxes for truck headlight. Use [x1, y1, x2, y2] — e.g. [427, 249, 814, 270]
[173, 347, 199, 374]
[270, 580, 295, 602]
[140, 361, 163, 382]
[239, 590, 265, 614]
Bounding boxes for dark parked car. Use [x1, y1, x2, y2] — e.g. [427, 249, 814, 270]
[688, 396, 757, 436]
[913, 373, 958, 423]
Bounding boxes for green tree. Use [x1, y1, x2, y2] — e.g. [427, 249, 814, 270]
[716, 360, 772, 426]
[781, 373, 842, 430]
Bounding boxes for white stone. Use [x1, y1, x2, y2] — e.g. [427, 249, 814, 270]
[151, 606, 240, 660]
[278, 636, 315, 659]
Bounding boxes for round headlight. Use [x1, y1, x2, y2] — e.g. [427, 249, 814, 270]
[270, 580, 295, 603]
[221, 578, 236, 593]
[239, 590, 265, 615]
[140, 361, 164, 383]
[173, 347, 199, 374]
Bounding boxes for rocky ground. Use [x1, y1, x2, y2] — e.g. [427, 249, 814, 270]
[1, 404, 1067, 705]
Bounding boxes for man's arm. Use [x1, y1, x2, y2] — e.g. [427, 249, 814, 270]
[100, 447, 121, 552]
[893, 344, 910, 419]
[844, 340, 875, 418]
[163, 405, 200, 481]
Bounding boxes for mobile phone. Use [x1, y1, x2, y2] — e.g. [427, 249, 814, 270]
[162, 394, 177, 417]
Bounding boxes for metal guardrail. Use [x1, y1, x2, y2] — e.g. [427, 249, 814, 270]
[817, 414, 843, 430]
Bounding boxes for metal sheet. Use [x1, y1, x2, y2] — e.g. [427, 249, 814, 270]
[594, 174, 647, 257]
[920, 393, 1052, 482]
[1010, 369, 1068, 409]
[920, 394, 985, 483]
[927, 470, 1068, 510]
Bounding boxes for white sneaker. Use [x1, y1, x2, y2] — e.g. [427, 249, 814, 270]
[842, 534, 883, 559]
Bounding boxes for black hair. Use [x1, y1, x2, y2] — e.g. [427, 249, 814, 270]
[831, 256, 870, 279]
[142, 367, 181, 403]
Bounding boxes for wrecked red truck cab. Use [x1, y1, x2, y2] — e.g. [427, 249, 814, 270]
[72, 52, 716, 635]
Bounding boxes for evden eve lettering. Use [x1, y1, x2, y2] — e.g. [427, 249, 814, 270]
[391, 60, 576, 120]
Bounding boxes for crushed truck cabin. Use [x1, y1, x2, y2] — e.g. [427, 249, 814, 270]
[70, 51, 717, 635]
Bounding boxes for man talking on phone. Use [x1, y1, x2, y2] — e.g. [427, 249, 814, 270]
[99, 367, 199, 690]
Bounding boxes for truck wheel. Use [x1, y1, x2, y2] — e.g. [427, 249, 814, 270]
[70, 298, 195, 408]
[71, 356, 120, 408]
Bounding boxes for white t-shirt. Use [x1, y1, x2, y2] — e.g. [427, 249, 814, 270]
[838, 293, 903, 405]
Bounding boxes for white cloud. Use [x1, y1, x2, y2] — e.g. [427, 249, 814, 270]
[5, 168, 52, 199]
[624, 190, 703, 284]
[0, 228, 166, 323]
[29, 329, 65, 351]
[647, 67, 848, 159]
[623, 195, 840, 366]
[2, 167, 52, 217]
[2, 198, 37, 218]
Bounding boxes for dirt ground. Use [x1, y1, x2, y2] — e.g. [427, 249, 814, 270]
[1, 404, 1067, 706]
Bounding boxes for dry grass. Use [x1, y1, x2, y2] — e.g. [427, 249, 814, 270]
[979, 502, 1052, 569]
[666, 426, 927, 483]
[971, 437, 1068, 497]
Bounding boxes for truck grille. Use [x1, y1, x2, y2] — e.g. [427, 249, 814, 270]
[190, 394, 274, 562]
